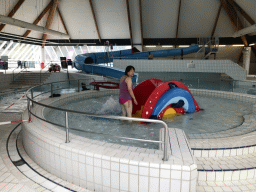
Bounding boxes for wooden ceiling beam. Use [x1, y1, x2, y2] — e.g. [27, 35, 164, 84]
[89, 0, 101, 43]
[227, 0, 255, 25]
[126, 0, 133, 48]
[175, 0, 182, 48]
[220, 0, 248, 46]
[139, 0, 144, 51]
[227, 0, 256, 56]
[42, 0, 59, 48]
[23, 1, 53, 37]
[56, 6, 71, 42]
[0, 0, 26, 32]
[211, 3, 222, 37]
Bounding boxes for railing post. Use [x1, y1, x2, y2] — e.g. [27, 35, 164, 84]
[162, 124, 169, 161]
[27, 99, 31, 122]
[78, 80, 80, 92]
[51, 83, 53, 97]
[233, 81, 235, 92]
[198, 78, 200, 89]
[30, 89, 33, 107]
[65, 112, 70, 143]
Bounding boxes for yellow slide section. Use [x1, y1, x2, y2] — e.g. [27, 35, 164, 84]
[162, 108, 177, 119]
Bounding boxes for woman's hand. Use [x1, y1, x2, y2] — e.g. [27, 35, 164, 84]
[133, 98, 138, 105]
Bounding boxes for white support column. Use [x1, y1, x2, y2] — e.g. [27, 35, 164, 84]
[0, 41, 7, 51]
[58, 46, 64, 57]
[1, 40, 13, 56]
[16, 44, 30, 60]
[7, 43, 19, 57]
[12, 44, 25, 59]
[243, 47, 251, 75]
[40, 47, 45, 63]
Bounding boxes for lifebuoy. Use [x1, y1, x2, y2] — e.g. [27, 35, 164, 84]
[90, 81, 119, 90]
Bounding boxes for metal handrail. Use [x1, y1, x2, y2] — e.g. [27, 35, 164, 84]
[25, 79, 170, 161]
[12, 67, 27, 82]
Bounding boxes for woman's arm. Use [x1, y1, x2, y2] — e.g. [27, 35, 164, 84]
[126, 77, 138, 105]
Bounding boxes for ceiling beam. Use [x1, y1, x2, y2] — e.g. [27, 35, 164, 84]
[227, 0, 255, 25]
[42, 0, 59, 48]
[89, 0, 101, 43]
[0, 0, 26, 32]
[220, 0, 248, 46]
[211, 3, 222, 37]
[57, 6, 71, 42]
[139, 0, 144, 51]
[175, 0, 182, 48]
[227, 0, 256, 56]
[126, 0, 133, 48]
[23, 1, 53, 37]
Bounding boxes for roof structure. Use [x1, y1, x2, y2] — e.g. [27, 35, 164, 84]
[0, 0, 255, 46]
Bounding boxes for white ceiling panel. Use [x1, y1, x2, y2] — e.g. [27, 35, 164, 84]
[214, 9, 236, 37]
[56, 0, 98, 39]
[93, 0, 130, 39]
[178, 0, 220, 38]
[142, 0, 179, 38]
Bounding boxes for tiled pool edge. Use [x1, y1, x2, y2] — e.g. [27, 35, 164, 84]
[22, 90, 197, 192]
[189, 89, 256, 158]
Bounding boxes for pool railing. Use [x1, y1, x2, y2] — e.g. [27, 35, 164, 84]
[25, 77, 256, 162]
[25, 78, 170, 161]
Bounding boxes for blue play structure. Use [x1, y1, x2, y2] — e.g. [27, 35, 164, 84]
[73, 45, 201, 83]
[151, 87, 196, 118]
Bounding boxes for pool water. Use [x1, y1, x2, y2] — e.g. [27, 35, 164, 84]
[44, 94, 253, 149]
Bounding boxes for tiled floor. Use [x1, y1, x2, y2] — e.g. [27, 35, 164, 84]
[0, 68, 91, 191]
[0, 113, 47, 191]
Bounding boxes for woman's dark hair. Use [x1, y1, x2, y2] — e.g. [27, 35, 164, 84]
[125, 65, 135, 76]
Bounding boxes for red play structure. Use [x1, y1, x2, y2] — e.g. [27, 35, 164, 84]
[132, 79, 200, 119]
[90, 81, 119, 90]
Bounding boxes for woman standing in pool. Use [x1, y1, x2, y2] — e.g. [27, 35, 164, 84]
[119, 65, 138, 117]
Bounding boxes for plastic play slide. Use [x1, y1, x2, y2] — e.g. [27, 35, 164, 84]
[132, 79, 200, 119]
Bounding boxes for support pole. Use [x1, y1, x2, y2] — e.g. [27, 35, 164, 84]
[65, 112, 70, 143]
[243, 47, 251, 75]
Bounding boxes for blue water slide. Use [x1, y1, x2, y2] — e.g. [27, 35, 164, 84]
[73, 45, 200, 82]
[150, 88, 195, 119]
[74, 45, 200, 65]
[76, 63, 138, 83]
[122, 45, 200, 58]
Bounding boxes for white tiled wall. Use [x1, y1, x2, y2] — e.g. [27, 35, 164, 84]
[113, 59, 246, 81]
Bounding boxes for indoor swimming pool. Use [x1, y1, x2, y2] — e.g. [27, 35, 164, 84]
[44, 94, 253, 149]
